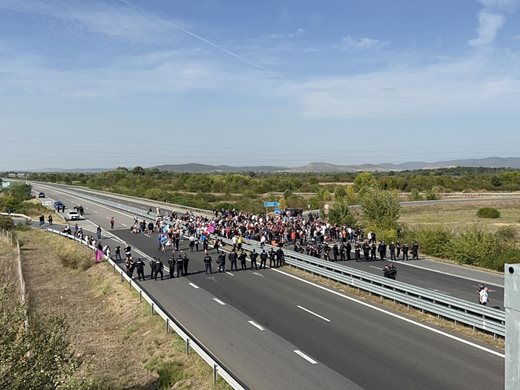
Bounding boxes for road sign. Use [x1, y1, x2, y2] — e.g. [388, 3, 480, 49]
[263, 201, 280, 208]
[274, 208, 281, 215]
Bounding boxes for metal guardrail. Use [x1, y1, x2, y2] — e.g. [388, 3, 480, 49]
[38, 185, 506, 337]
[45, 228, 246, 390]
[218, 237, 506, 337]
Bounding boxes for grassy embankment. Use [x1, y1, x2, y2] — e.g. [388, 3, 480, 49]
[8, 229, 230, 389]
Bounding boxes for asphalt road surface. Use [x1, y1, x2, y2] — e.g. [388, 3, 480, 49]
[29, 182, 505, 389]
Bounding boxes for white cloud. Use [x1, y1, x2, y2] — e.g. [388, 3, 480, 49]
[0, 0, 178, 42]
[469, 11, 505, 47]
[469, 0, 520, 47]
[340, 36, 386, 50]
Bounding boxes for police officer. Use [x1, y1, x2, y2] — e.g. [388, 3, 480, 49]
[149, 257, 156, 279]
[388, 263, 397, 279]
[276, 247, 285, 267]
[370, 242, 377, 261]
[229, 249, 238, 271]
[204, 251, 213, 274]
[168, 256, 175, 278]
[182, 252, 189, 275]
[269, 248, 276, 268]
[396, 242, 401, 259]
[175, 254, 184, 277]
[155, 257, 164, 280]
[332, 243, 339, 261]
[346, 241, 352, 260]
[218, 252, 226, 272]
[389, 242, 396, 260]
[250, 249, 258, 270]
[239, 250, 247, 270]
[355, 243, 361, 261]
[135, 258, 145, 281]
[412, 241, 419, 260]
[260, 250, 267, 269]
[402, 243, 409, 261]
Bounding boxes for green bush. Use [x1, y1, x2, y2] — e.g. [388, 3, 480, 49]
[400, 225, 452, 258]
[446, 226, 500, 266]
[476, 207, 500, 219]
[0, 216, 14, 231]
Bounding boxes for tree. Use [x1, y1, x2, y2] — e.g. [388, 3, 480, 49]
[334, 186, 347, 200]
[359, 187, 400, 230]
[328, 198, 357, 226]
[353, 172, 378, 192]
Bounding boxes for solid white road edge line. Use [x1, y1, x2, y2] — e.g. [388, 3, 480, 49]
[297, 305, 331, 322]
[189, 283, 199, 289]
[213, 298, 226, 306]
[272, 268, 505, 359]
[248, 320, 265, 331]
[294, 350, 318, 365]
[389, 260, 503, 288]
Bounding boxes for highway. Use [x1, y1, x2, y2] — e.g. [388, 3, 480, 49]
[36, 182, 506, 309]
[30, 183, 505, 389]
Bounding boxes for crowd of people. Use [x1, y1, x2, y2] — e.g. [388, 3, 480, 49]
[123, 208, 420, 267]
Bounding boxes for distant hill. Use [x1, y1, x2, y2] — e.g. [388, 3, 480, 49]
[19, 156, 520, 173]
[152, 157, 520, 173]
[153, 163, 284, 173]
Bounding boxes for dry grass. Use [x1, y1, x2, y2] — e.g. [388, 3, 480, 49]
[0, 237, 20, 302]
[400, 199, 520, 239]
[283, 265, 505, 350]
[18, 229, 230, 390]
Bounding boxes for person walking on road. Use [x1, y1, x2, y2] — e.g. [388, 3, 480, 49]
[115, 244, 122, 260]
[479, 286, 489, 305]
[47, 214, 53, 225]
[110, 217, 115, 229]
[96, 226, 102, 240]
[175, 254, 184, 277]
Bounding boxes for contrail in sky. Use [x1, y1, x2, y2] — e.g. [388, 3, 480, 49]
[119, 0, 283, 77]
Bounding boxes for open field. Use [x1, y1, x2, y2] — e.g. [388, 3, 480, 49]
[400, 199, 520, 238]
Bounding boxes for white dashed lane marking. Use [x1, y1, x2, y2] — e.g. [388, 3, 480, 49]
[189, 283, 199, 289]
[248, 320, 265, 331]
[213, 298, 226, 306]
[294, 350, 318, 365]
[297, 305, 331, 322]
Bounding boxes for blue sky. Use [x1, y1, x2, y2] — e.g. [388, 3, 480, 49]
[1, 0, 520, 170]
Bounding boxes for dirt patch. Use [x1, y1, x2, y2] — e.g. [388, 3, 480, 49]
[18, 229, 229, 389]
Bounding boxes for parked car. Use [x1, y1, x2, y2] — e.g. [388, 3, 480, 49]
[38, 192, 46, 198]
[53, 201, 65, 210]
[65, 210, 81, 221]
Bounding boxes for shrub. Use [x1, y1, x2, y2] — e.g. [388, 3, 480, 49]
[400, 225, 452, 258]
[476, 207, 500, 219]
[0, 216, 14, 231]
[446, 226, 501, 266]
